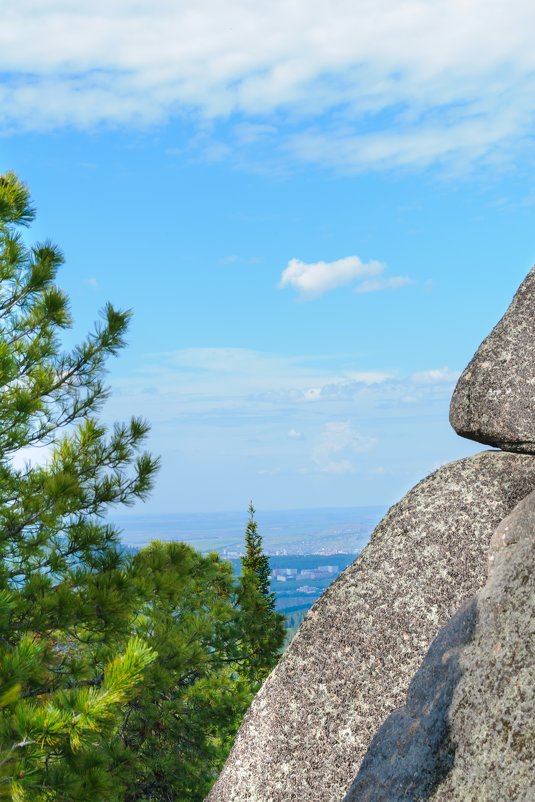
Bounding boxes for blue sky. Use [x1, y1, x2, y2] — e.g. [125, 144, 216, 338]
[2, 1, 535, 513]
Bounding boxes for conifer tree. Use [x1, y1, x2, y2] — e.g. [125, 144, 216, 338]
[119, 535, 284, 801]
[241, 502, 274, 606]
[238, 503, 285, 685]
[120, 542, 255, 802]
[0, 172, 159, 800]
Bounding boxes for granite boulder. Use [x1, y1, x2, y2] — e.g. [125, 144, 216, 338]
[207, 451, 535, 802]
[450, 267, 535, 453]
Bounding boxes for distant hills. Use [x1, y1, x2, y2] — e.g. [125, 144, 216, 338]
[114, 505, 387, 556]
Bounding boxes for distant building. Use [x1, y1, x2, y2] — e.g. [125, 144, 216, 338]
[298, 565, 340, 580]
[272, 568, 298, 577]
[299, 570, 333, 580]
[297, 585, 319, 594]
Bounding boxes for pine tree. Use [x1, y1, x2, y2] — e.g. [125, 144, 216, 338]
[119, 537, 285, 802]
[120, 542, 255, 802]
[241, 502, 274, 606]
[0, 172, 159, 800]
[238, 503, 285, 686]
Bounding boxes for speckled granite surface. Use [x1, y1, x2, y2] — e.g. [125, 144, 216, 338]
[342, 599, 477, 802]
[429, 489, 535, 802]
[206, 451, 535, 802]
[343, 489, 535, 802]
[450, 266, 535, 453]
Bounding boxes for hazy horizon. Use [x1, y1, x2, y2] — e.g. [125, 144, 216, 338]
[114, 504, 387, 554]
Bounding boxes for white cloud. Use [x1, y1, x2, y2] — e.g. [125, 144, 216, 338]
[301, 366, 460, 405]
[106, 348, 464, 437]
[112, 348, 340, 420]
[287, 428, 303, 440]
[114, 350, 457, 420]
[100, 349, 476, 511]
[312, 421, 377, 474]
[279, 257, 413, 298]
[279, 256, 384, 298]
[2, 2, 535, 170]
[412, 367, 460, 384]
[286, 111, 530, 173]
[233, 122, 278, 144]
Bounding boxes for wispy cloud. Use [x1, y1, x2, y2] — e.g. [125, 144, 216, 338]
[287, 428, 303, 440]
[309, 368, 459, 405]
[278, 256, 410, 298]
[355, 276, 412, 294]
[101, 347, 475, 510]
[84, 277, 100, 289]
[2, 1, 535, 170]
[312, 421, 377, 474]
[411, 367, 460, 384]
[109, 348, 459, 415]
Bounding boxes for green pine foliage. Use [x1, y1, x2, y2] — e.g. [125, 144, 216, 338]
[241, 502, 274, 604]
[239, 503, 285, 685]
[120, 542, 255, 802]
[0, 174, 287, 801]
[0, 171, 160, 800]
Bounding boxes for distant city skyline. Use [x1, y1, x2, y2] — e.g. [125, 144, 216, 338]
[2, 2, 534, 513]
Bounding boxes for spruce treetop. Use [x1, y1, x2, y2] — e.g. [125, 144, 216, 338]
[242, 501, 272, 601]
[239, 502, 285, 686]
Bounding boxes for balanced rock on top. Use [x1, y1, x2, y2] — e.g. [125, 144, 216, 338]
[450, 266, 535, 453]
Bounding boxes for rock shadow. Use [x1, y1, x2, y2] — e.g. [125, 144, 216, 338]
[342, 598, 477, 802]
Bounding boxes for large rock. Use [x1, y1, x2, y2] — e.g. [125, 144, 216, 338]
[207, 451, 535, 802]
[343, 488, 535, 802]
[450, 267, 535, 453]
[342, 599, 477, 802]
[431, 488, 535, 801]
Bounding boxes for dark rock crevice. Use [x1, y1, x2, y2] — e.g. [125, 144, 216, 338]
[342, 599, 477, 802]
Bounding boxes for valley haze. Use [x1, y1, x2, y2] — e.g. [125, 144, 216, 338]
[114, 505, 385, 556]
